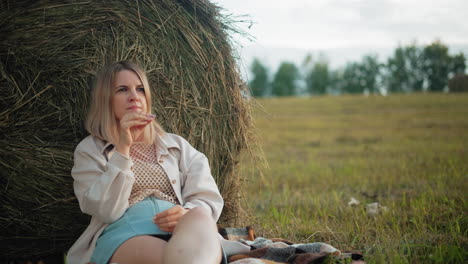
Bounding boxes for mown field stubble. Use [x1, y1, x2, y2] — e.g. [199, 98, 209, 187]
[240, 93, 468, 263]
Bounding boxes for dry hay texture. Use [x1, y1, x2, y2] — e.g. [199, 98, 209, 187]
[0, 0, 252, 260]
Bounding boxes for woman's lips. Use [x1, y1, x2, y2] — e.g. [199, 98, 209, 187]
[127, 106, 141, 110]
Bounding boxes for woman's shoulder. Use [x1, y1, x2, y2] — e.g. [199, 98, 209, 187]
[160, 133, 188, 147]
[159, 133, 197, 152]
[74, 135, 107, 154]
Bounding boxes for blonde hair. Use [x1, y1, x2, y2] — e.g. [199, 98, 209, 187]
[85, 60, 165, 145]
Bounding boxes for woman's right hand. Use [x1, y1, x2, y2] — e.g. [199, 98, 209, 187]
[115, 113, 155, 156]
[153, 205, 189, 232]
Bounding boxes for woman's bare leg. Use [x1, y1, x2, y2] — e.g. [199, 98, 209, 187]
[162, 206, 222, 264]
[109, 235, 167, 264]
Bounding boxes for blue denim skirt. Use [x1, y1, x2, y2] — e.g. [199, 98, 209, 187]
[90, 196, 227, 264]
[90, 197, 174, 264]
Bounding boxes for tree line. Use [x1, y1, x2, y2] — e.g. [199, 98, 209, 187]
[249, 40, 467, 97]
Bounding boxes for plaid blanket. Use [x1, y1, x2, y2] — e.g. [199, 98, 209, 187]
[219, 228, 364, 264]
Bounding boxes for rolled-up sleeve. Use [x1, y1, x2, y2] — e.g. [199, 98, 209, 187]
[71, 139, 135, 223]
[178, 140, 224, 221]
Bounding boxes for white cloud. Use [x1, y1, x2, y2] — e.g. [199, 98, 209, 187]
[214, 0, 468, 79]
[214, 0, 468, 49]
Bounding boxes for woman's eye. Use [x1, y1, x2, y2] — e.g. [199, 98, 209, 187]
[137, 87, 145, 93]
[117, 87, 127, 93]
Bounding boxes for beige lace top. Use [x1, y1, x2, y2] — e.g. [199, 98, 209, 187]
[128, 143, 179, 206]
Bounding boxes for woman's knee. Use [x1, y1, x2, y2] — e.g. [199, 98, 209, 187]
[172, 206, 218, 237]
[181, 206, 216, 228]
[163, 207, 222, 264]
[185, 206, 213, 220]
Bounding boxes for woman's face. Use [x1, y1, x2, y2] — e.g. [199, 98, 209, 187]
[112, 70, 148, 120]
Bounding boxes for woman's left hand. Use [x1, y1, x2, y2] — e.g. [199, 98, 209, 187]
[153, 205, 189, 232]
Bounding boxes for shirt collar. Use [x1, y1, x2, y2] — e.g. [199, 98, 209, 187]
[156, 133, 180, 156]
[100, 141, 114, 155]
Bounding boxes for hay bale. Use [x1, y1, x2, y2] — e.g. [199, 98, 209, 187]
[0, 0, 252, 259]
[449, 74, 468, 92]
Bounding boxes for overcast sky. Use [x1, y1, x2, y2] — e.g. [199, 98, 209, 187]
[212, 0, 468, 72]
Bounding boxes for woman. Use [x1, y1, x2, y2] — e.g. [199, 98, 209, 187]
[67, 61, 225, 264]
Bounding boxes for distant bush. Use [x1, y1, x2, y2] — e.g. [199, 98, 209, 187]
[449, 74, 468, 92]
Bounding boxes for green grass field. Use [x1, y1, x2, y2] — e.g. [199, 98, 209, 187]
[240, 93, 468, 263]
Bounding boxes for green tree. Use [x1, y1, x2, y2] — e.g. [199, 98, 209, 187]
[360, 54, 381, 94]
[450, 52, 466, 75]
[386, 47, 407, 93]
[307, 63, 330, 95]
[303, 53, 329, 95]
[405, 45, 426, 92]
[386, 44, 425, 93]
[341, 62, 363, 94]
[341, 55, 381, 94]
[271, 62, 299, 96]
[327, 70, 344, 95]
[309, 62, 329, 94]
[248, 58, 269, 97]
[422, 41, 451, 92]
